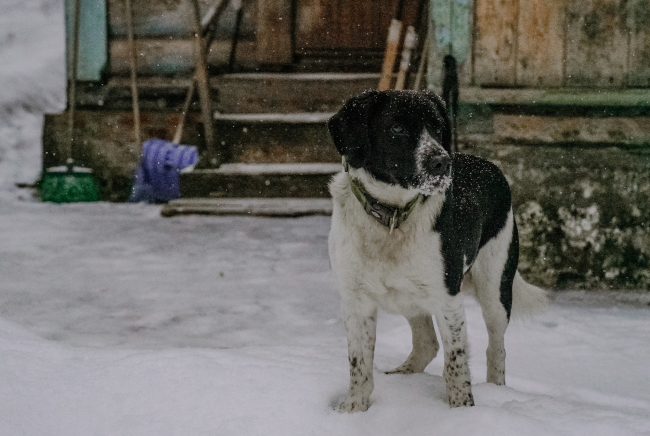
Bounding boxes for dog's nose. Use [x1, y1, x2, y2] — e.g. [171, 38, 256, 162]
[426, 153, 450, 177]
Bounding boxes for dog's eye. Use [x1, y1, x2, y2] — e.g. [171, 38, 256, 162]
[391, 125, 406, 135]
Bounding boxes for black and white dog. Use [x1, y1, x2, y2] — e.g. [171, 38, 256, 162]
[328, 90, 546, 412]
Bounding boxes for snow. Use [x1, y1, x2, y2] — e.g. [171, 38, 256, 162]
[0, 203, 649, 435]
[0, 0, 65, 197]
[1, 1, 650, 435]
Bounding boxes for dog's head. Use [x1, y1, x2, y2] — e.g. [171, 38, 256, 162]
[328, 90, 452, 195]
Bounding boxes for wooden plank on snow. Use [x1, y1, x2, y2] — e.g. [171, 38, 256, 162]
[565, 0, 628, 87]
[473, 0, 520, 87]
[516, 0, 565, 87]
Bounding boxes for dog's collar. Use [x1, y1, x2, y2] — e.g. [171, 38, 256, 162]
[348, 176, 424, 234]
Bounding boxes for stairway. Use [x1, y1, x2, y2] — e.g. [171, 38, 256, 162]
[161, 73, 379, 217]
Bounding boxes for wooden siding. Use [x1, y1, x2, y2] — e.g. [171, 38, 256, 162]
[516, 0, 565, 87]
[473, 0, 519, 86]
[294, 0, 423, 54]
[565, 0, 628, 87]
[468, 0, 650, 88]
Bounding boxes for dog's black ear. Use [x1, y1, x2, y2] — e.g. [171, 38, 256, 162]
[328, 90, 380, 169]
[420, 91, 453, 154]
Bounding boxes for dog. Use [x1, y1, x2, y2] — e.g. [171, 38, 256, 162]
[327, 90, 547, 412]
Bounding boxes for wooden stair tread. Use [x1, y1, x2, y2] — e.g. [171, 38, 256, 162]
[161, 197, 333, 217]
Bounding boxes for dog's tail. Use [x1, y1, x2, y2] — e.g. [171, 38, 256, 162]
[511, 272, 548, 318]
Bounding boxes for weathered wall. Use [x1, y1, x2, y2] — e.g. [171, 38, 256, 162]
[429, 0, 650, 88]
[463, 142, 650, 290]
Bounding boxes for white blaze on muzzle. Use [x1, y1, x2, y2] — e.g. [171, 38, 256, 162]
[414, 128, 452, 195]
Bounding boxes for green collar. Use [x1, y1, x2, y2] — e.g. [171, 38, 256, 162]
[349, 177, 424, 234]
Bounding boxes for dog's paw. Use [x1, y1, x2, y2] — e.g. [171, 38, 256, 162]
[448, 391, 475, 408]
[385, 363, 416, 375]
[337, 395, 370, 413]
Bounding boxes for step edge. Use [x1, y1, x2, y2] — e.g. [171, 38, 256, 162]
[213, 112, 335, 123]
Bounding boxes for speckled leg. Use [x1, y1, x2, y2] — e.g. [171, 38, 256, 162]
[386, 313, 439, 374]
[338, 296, 378, 413]
[436, 296, 474, 407]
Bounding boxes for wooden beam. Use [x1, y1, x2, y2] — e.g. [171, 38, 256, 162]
[110, 39, 258, 76]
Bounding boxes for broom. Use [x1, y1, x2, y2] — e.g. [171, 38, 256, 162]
[40, 0, 100, 203]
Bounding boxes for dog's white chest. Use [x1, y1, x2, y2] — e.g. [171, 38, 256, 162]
[329, 187, 448, 316]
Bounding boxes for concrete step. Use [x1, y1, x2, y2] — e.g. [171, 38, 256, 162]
[180, 163, 342, 198]
[160, 197, 333, 217]
[214, 112, 338, 164]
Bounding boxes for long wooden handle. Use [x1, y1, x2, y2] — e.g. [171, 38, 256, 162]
[66, 0, 82, 163]
[413, 32, 429, 90]
[394, 26, 418, 90]
[378, 19, 403, 91]
[125, 0, 141, 145]
[173, 0, 228, 145]
[191, 0, 217, 163]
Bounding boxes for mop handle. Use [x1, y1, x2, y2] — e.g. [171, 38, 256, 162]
[126, 0, 141, 145]
[66, 0, 82, 164]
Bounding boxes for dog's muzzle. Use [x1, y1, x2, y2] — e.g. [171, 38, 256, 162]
[414, 129, 452, 194]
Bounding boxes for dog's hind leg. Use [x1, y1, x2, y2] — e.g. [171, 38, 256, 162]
[338, 294, 378, 413]
[386, 313, 439, 374]
[469, 210, 517, 385]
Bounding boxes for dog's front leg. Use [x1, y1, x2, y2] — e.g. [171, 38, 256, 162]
[338, 294, 377, 413]
[436, 295, 475, 407]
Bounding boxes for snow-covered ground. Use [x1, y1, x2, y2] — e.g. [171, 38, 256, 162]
[1, 203, 650, 435]
[1, 1, 650, 435]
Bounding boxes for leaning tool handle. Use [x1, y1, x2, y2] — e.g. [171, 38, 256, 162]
[125, 0, 141, 146]
[442, 54, 459, 153]
[190, 0, 217, 164]
[228, 0, 244, 73]
[378, 0, 405, 91]
[394, 26, 418, 90]
[378, 19, 403, 91]
[65, 0, 82, 166]
[172, 0, 229, 145]
[412, 32, 429, 90]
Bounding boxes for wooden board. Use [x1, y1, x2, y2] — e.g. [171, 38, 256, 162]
[473, 0, 519, 86]
[108, 0, 256, 40]
[494, 114, 650, 145]
[66, 0, 107, 81]
[295, 0, 388, 52]
[516, 0, 565, 87]
[110, 39, 258, 76]
[256, 0, 293, 64]
[161, 198, 334, 217]
[627, 0, 650, 87]
[565, 0, 628, 87]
